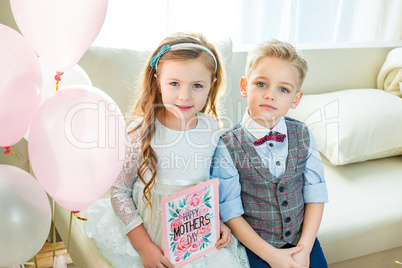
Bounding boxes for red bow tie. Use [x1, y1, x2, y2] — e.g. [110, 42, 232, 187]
[253, 131, 286, 146]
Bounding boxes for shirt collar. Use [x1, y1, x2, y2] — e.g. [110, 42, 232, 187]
[240, 108, 287, 140]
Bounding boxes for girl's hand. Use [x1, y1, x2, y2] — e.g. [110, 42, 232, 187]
[138, 242, 173, 268]
[215, 221, 233, 249]
[263, 245, 308, 268]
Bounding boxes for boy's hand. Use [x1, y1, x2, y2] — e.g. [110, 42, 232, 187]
[263, 245, 308, 268]
[291, 245, 310, 267]
[215, 221, 233, 249]
[138, 242, 173, 268]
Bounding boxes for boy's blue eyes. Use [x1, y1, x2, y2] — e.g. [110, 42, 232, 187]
[257, 82, 289, 93]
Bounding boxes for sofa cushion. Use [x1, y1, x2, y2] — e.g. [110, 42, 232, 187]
[287, 88, 402, 165]
[318, 155, 402, 264]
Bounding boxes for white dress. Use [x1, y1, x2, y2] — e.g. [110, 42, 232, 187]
[84, 113, 249, 268]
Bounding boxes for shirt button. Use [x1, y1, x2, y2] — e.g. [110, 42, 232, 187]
[285, 231, 291, 237]
[285, 217, 291, 223]
[282, 200, 288, 207]
[276, 161, 281, 166]
[269, 143, 274, 147]
[279, 186, 285, 192]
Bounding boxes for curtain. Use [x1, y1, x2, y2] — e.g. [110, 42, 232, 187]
[233, 0, 402, 45]
[92, 0, 402, 49]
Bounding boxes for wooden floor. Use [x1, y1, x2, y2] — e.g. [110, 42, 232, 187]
[26, 241, 74, 268]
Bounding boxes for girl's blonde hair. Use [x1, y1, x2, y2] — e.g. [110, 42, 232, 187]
[245, 39, 308, 89]
[129, 32, 225, 213]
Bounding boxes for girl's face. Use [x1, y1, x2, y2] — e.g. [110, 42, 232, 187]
[156, 58, 213, 130]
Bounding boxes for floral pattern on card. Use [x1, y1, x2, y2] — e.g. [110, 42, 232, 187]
[161, 179, 219, 267]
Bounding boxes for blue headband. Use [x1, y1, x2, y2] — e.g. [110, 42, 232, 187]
[150, 43, 218, 72]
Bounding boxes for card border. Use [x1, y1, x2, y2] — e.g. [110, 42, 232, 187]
[161, 178, 220, 267]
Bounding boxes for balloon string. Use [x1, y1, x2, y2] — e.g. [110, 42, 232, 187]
[66, 211, 87, 255]
[72, 211, 88, 221]
[3, 146, 20, 166]
[67, 211, 72, 254]
[11, 153, 16, 167]
[54, 72, 64, 91]
[53, 200, 56, 260]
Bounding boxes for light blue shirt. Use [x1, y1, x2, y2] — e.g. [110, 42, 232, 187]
[211, 111, 329, 222]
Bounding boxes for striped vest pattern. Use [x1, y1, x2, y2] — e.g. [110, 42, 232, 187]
[221, 117, 310, 248]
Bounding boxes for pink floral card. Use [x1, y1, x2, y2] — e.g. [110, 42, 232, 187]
[161, 178, 220, 267]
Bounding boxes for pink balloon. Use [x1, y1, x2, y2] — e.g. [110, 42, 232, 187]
[28, 85, 126, 211]
[39, 59, 92, 106]
[10, 0, 108, 72]
[0, 24, 42, 147]
[23, 60, 93, 141]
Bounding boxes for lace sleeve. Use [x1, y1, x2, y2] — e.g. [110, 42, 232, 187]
[110, 123, 143, 234]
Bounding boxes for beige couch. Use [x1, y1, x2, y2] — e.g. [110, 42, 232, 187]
[2, 3, 402, 266]
[69, 42, 402, 268]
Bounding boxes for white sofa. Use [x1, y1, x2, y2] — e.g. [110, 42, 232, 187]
[2, 2, 402, 263]
[74, 42, 402, 268]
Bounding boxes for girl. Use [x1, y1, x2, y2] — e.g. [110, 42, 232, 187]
[85, 32, 249, 268]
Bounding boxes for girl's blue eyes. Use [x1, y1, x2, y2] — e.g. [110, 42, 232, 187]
[169, 82, 203, 88]
[193, 84, 203, 88]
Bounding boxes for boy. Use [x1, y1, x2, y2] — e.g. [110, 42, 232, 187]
[211, 40, 328, 268]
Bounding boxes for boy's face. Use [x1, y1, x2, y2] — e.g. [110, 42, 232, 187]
[241, 56, 303, 129]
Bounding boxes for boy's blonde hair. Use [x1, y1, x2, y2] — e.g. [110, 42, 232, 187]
[245, 39, 308, 89]
[129, 32, 225, 214]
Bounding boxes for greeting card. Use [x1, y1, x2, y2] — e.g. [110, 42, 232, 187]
[161, 178, 220, 267]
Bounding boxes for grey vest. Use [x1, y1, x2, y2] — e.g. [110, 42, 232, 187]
[221, 117, 310, 248]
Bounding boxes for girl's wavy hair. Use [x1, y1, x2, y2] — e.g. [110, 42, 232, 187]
[128, 32, 225, 215]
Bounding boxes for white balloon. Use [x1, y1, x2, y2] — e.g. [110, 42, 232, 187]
[0, 165, 52, 267]
[24, 59, 92, 140]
